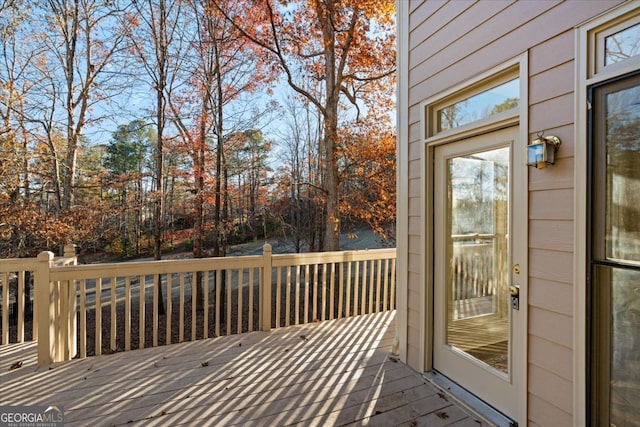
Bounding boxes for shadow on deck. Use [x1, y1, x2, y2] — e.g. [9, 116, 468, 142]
[0, 312, 494, 426]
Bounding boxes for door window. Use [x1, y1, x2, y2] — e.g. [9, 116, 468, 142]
[444, 146, 510, 374]
[589, 72, 640, 426]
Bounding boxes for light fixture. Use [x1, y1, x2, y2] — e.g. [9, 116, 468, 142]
[527, 132, 561, 169]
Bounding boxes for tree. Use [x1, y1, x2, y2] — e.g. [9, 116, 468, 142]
[163, 1, 268, 310]
[489, 97, 519, 115]
[166, 0, 270, 256]
[104, 120, 152, 255]
[271, 93, 324, 251]
[227, 129, 272, 240]
[128, 0, 188, 261]
[33, 0, 129, 210]
[72, 142, 112, 251]
[213, 0, 396, 250]
[339, 115, 396, 243]
[127, 0, 193, 317]
[0, 0, 33, 204]
[1, 0, 397, 261]
[0, 0, 16, 13]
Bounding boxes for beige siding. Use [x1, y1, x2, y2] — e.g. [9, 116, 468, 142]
[529, 30, 575, 76]
[529, 61, 574, 105]
[529, 335, 574, 381]
[407, 284, 422, 368]
[404, 0, 625, 424]
[530, 151, 574, 190]
[529, 189, 574, 221]
[529, 220, 573, 252]
[529, 92, 574, 131]
[529, 364, 574, 413]
[409, 1, 471, 52]
[528, 393, 573, 426]
[410, 2, 580, 106]
[529, 306, 573, 348]
[409, 0, 443, 23]
[530, 248, 574, 284]
[529, 278, 573, 317]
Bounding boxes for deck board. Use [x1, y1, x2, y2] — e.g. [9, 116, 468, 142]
[1, 312, 494, 426]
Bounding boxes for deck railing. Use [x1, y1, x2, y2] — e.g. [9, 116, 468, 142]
[451, 233, 507, 320]
[2, 244, 396, 365]
[0, 245, 77, 345]
[452, 234, 496, 301]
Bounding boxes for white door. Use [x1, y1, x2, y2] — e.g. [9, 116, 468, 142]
[433, 127, 524, 420]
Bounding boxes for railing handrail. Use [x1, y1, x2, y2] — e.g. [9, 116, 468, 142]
[272, 248, 396, 267]
[48, 254, 265, 282]
[451, 233, 495, 241]
[45, 248, 396, 281]
[53, 256, 77, 267]
[0, 258, 36, 273]
[0, 256, 74, 274]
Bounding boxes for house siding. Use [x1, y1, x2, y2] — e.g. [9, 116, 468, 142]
[403, 0, 625, 424]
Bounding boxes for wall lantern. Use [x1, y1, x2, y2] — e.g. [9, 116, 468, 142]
[527, 132, 561, 169]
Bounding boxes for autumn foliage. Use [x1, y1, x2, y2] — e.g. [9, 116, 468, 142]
[0, 0, 396, 258]
[0, 196, 72, 258]
[212, 0, 396, 250]
[339, 116, 396, 241]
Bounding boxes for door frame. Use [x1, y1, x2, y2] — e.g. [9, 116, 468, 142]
[420, 54, 529, 424]
[587, 70, 640, 426]
[575, 4, 640, 425]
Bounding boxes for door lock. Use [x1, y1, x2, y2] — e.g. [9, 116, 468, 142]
[510, 285, 520, 310]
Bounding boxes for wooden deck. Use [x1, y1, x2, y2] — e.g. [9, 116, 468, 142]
[0, 312, 494, 426]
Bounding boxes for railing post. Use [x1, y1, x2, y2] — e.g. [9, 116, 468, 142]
[36, 251, 55, 366]
[63, 244, 77, 258]
[62, 244, 78, 359]
[260, 244, 272, 331]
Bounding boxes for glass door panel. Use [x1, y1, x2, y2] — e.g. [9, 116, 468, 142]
[591, 73, 640, 426]
[603, 82, 640, 264]
[593, 266, 640, 426]
[445, 147, 510, 374]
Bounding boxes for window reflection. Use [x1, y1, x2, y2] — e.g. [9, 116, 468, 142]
[438, 79, 519, 132]
[445, 147, 510, 374]
[605, 22, 640, 66]
[605, 84, 640, 264]
[596, 266, 640, 425]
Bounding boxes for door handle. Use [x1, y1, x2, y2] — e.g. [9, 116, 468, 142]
[510, 285, 520, 310]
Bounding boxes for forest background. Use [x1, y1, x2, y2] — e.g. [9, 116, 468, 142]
[0, 0, 396, 260]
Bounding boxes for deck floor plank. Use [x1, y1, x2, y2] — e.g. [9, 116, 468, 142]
[1, 311, 493, 426]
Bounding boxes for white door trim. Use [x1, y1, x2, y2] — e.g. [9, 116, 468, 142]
[421, 53, 529, 425]
[574, 4, 640, 425]
[394, 0, 410, 365]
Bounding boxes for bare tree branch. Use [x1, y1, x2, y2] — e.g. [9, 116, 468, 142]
[210, 0, 327, 116]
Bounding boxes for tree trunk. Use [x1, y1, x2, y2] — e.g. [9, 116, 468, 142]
[193, 102, 207, 311]
[153, 0, 168, 316]
[322, 125, 340, 251]
[322, 3, 340, 252]
[121, 186, 127, 256]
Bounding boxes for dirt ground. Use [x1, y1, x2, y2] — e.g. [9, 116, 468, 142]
[226, 227, 391, 256]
